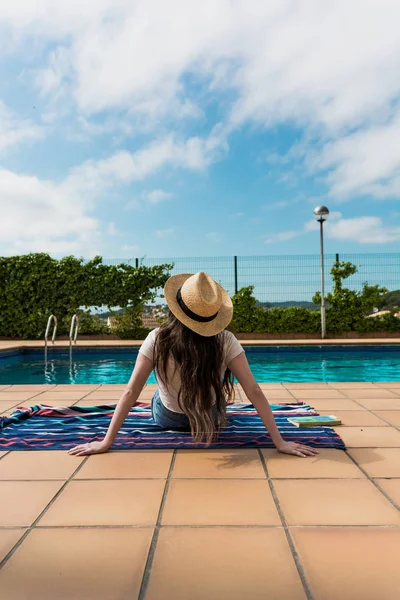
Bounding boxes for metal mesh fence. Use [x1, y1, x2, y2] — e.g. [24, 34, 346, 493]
[102, 253, 400, 306]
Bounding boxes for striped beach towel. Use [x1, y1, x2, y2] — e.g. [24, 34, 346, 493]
[0, 402, 345, 450]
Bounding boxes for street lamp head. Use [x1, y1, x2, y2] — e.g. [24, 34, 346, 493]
[313, 205, 330, 222]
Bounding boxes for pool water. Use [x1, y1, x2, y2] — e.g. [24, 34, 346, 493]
[0, 345, 399, 384]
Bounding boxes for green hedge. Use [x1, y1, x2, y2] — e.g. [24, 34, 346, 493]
[0, 254, 172, 339]
[229, 260, 400, 335]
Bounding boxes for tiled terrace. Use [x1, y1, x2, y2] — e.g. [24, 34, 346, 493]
[1, 381, 400, 599]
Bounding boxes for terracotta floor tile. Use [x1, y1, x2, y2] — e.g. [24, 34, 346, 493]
[284, 383, 329, 389]
[290, 389, 346, 399]
[0, 529, 26, 562]
[0, 451, 84, 480]
[0, 385, 12, 391]
[75, 450, 173, 479]
[74, 399, 118, 406]
[375, 479, 400, 506]
[327, 382, 376, 388]
[387, 389, 400, 396]
[273, 479, 400, 525]
[0, 399, 24, 413]
[146, 384, 158, 390]
[38, 391, 91, 401]
[137, 397, 151, 404]
[374, 381, 400, 387]
[82, 391, 123, 400]
[335, 426, 400, 447]
[291, 528, 400, 600]
[306, 398, 363, 410]
[373, 411, 400, 426]
[257, 383, 285, 389]
[28, 399, 79, 407]
[38, 479, 165, 526]
[145, 528, 306, 600]
[318, 410, 388, 426]
[341, 388, 399, 399]
[140, 391, 154, 398]
[262, 448, 364, 478]
[348, 448, 400, 477]
[0, 481, 63, 526]
[7, 385, 56, 392]
[53, 384, 101, 391]
[357, 398, 400, 410]
[0, 451, 8, 459]
[263, 390, 295, 399]
[99, 384, 127, 390]
[240, 389, 293, 401]
[162, 479, 280, 525]
[0, 392, 43, 402]
[0, 528, 153, 600]
[172, 449, 265, 478]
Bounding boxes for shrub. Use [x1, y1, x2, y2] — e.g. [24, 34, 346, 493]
[0, 253, 172, 338]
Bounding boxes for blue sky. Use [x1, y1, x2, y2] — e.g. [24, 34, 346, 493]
[1, 1, 400, 261]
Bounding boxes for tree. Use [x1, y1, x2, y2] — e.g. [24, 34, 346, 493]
[312, 261, 387, 334]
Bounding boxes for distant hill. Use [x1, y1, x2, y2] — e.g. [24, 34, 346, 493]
[258, 301, 320, 310]
[377, 290, 400, 310]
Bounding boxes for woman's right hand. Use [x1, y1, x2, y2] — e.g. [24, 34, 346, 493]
[68, 440, 111, 456]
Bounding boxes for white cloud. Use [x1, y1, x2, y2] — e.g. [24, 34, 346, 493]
[156, 228, 173, 238]
[107, 222, 118, 235]
[0, 168, 100, 256]
[311, 113, 400, 198]
[0, 100, 43, 155]
[327, 216, 400, 244]
[1, 1, 400, 206]
[0, 133, 218, 256]
[145, 189, 174, 204]
[268, 212, 400, 245]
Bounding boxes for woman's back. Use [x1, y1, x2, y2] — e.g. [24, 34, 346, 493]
[139, 326, 244, 414]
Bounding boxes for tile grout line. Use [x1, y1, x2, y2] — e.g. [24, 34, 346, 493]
[258, 449, 315, 600]
[283, 384, 400, 512]
[337, 387, 400, 433]
[0, 454, 91, 571]
[343, 452, 400, 512]
[0, 475, 395, 482]
[1, 523, 400, 531]
[137, 449, 177, 600]
[284, 385, 400, 433]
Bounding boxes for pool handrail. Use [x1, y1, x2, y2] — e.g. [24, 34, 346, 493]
[69, 314, 79, 361]
[44, 314, 57, 363]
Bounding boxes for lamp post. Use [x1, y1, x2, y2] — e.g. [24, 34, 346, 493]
[313, 206, 329, 339]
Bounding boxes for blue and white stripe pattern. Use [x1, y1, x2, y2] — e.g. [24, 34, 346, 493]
[0, 402, 345, 450]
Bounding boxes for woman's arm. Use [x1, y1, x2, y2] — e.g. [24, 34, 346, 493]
[228, 352, 318, 457]
[68, 353, 154, 456]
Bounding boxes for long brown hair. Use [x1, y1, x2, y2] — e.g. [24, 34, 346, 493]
[154, 311, 235, 445]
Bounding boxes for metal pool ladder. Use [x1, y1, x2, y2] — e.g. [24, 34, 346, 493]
[69, 314, 79, 361]
[44, 315, 57, 362]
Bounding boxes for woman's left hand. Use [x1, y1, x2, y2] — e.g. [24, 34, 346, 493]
[277, 441, 318, 458]
[68, 441, 110, 456]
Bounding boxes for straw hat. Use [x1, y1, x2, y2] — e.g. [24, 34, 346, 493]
[164, 272, 233, 336]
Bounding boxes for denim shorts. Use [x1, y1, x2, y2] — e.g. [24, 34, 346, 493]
[151, 389, 191, 431]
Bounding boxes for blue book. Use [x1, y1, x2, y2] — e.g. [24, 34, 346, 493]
[287, 415, 341, 427]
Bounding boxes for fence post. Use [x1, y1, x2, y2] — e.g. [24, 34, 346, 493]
[335, 253, 339, 264]
[234, 256, 238, 295]
[135, 258, 139, 268]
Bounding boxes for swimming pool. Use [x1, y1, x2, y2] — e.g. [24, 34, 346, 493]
[0, 345, 399, 384]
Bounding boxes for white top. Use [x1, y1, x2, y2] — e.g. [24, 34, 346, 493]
[139, 328, 244, 413]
